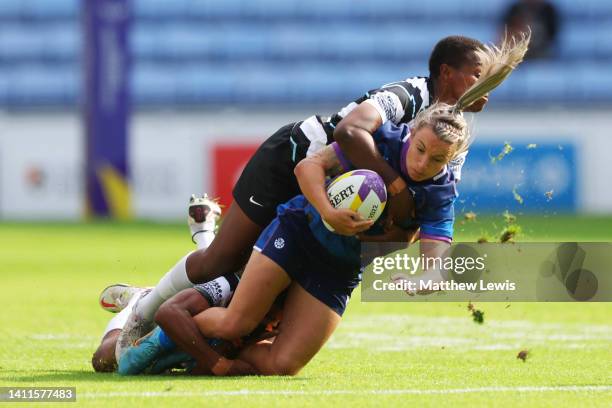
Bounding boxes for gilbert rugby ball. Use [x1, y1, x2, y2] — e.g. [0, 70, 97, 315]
[323, 169, 387, 232]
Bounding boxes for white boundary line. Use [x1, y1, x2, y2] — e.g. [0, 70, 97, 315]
[81, 385, 612, 398]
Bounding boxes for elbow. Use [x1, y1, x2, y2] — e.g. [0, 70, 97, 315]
[294, 158, 308, 180]
[334, 121, 356, 145]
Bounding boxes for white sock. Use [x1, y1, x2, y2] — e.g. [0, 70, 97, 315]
[134, 253, 194, 321]
[101, 290, 142, 339]
[193, 230, 215, 250]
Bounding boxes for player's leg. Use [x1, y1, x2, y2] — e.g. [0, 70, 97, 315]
[119, 123, 306, 356]
[185, 201, 262, 283]
[203, 204, 354, 376]
[128, 198, 260, 325]
[193, 250, 291, 341]
[218, 282, 341, 376]
[116, 195, 225, 357]
[92, 288, 144, 372]
[135, 195, 225, 319]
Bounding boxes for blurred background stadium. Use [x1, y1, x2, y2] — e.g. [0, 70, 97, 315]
[0, 0, 610, 221]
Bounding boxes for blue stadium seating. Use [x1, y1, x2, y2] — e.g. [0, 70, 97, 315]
[523, 62, 569, 101]
[129, 22, 496, 63]
[0, 0, 610, 107]
[555, 0, 612, 19]
[129, 0, 510, 21]
[0, 64, 77, 106]
[0, 0, 77, 20]
[575, 64, 612, 101]
[0, 23, 78, 61]
[560, 21, 612, 59]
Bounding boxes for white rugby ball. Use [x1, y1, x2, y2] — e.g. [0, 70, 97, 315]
[323, 169, 387, 232]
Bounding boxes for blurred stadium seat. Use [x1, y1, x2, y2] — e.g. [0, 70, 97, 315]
[0, 0, 610, 107]
[0, 23, 78, 61]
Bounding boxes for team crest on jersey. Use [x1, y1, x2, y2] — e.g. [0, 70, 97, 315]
[274, 238, 285, 249]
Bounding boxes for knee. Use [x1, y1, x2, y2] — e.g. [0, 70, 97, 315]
[214, 313, 255, 340]
[186, 250, 227, 283]
[269, 353, 303, 376]
[187, 245, 246, 283]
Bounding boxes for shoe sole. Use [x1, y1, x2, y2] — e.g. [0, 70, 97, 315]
[99, 283, 135, 313]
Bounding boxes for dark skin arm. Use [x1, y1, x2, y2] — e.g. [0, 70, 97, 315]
[155, 289, 256, 376]
[334, 102, 416, 232]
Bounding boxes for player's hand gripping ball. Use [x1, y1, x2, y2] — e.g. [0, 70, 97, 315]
[324, 169, 387, 232]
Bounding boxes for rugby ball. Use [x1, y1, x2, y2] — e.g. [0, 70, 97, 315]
[323, 169, 387, 232]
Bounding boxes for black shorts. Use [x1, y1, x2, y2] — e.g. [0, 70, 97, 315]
[233, 122, 312, 227]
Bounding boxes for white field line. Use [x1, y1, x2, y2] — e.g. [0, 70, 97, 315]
[27, 315, 612, 351]
[325, 314, 612, 351]
[30, 334, 98, 340]
[80, 385, 612, 398]
[340, 315, 612, 332]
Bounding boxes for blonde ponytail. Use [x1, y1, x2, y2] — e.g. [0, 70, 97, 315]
[454, 30, 531, 112]
[411, 31, 530, 160]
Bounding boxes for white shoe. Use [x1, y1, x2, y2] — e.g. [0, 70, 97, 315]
[99, 284, 146, 313]
[188, 194, 222, 243]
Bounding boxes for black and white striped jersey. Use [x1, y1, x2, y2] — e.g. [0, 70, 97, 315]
[296, 76, 468, 180]
[330, 76, 433, 130]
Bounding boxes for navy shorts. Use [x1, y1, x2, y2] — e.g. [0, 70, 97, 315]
[254, 208, 360, 316]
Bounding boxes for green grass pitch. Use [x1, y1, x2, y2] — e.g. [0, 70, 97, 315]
[1, 215, 611, 407]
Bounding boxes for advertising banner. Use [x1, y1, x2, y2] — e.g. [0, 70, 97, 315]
[459, 142, 576, 212]
[83, 0, 131, 218]
[212, 144, 259, 207]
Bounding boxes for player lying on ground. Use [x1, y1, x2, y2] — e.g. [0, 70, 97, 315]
[92, 195, 222, 372]
[120, 36, 530, 375]
[117, 35, 499, 357]
[94, 275, 282, 375]
[92, 196, 282, 374]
